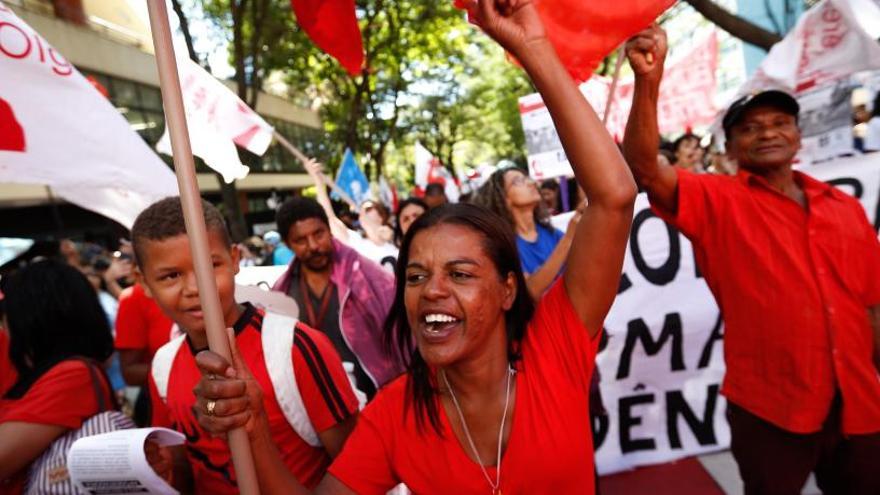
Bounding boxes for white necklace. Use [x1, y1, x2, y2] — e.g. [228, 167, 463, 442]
[441, 365, 515, 495]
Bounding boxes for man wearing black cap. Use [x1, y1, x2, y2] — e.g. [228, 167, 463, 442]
[622, 25, 880, 494]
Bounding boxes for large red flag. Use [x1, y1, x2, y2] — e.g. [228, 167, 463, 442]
[291, 0, 364, 76]
[456, 0, 675, 82]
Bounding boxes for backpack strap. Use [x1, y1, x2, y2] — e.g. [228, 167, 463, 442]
[150, 335, 186, 402]
[75, 357, 116, 412]
[261, 312, 321, 447]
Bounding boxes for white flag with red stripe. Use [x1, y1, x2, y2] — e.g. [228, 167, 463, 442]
[156, 57, 274, 183]
[0, 2, 177, 228]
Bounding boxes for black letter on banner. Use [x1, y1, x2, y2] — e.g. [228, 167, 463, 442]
[826, 178, 863, 199]
[666, 384, 720, 449]
[618, 273, 633, 294]
[619, 394, 656, 453]
[616, 313, 685, 380]
[698, 314, 724, 369]
[630, 209, 681, 285]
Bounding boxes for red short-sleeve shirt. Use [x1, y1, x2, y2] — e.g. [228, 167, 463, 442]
[114, 284, 174, 358]
[149, 305, 358, 493]
[0, 332, 17, 397]
[653, 168, 880, 434]
[0, 360, 111, 493]
[328, 280, 600, 494]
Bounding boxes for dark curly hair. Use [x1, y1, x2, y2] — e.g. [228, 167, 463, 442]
[276, 196, 330, 243]
[474, 165, 551, 230]
[384, 203, 534, 433]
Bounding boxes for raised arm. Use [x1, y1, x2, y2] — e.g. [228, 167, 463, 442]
[473, 0, 637, 333]
[303, 158, 351, 242]
[622, 25, 678, 212]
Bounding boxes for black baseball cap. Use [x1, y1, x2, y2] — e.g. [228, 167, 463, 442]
[722, 90, 800, 136]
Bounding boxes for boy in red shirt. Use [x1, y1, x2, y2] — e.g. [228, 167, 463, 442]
[131, 197, 358, 493]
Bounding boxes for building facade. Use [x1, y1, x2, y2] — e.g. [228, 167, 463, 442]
[1, 0, 323, 241]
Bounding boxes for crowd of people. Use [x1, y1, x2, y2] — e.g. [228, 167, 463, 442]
[2, 0, 879, 494]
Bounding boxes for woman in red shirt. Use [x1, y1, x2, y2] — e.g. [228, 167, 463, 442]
[191, 1, 636, 493]
[0, 260, 117, 493]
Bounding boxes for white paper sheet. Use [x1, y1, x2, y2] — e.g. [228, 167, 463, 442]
[67, 427, 184, 495]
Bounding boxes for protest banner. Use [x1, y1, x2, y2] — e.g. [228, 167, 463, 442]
[551, 153, 880, 474]
[155, 57, 274, 184]
[522, 33, 719, 179]
[0, 1, 177, 228]
[721, 0, 880, 163]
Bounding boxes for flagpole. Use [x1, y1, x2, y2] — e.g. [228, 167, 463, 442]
[272, 130, 358, 208]
[145, 2, 260, 494]
[603, 44, 627, 125]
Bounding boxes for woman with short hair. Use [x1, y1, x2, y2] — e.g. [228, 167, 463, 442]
[189, 1, 636, 493]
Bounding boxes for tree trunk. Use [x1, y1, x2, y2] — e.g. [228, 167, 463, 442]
[684, 0, 783, 51]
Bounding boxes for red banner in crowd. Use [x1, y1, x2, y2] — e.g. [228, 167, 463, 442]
[291, 0, 364, 76]
[455, 0, 675, 82]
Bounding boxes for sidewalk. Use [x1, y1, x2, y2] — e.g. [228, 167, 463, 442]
[598, 450, 820, 495]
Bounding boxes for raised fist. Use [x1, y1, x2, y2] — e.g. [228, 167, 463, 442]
[625, 24, 667, 83]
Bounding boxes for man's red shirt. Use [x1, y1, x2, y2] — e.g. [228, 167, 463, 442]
[148, 304, 358, 493]
[115, 284, 174, 359]
[653, 168, 880, 434]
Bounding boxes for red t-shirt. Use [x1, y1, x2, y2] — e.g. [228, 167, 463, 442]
[114, 284, 174, 359]
[149, 304, 358, 493]
[329, 280, 599, 494]
[653, 168, 880, 434]
[0, 360, 111, 494]
[0, 332, 17, 397]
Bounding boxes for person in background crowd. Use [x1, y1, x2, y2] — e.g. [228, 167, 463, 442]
[115, 282, 174, 426]
[337, 207, 358, 231]
[393, 197, 428, 248]
[657, 148, 675, 168]
[191, 1, 636, 491]
[852, 103, 871, 152]
[672, 132, 705, 172]
[862, 93, 880, 153]
[273, 196, 402, 400]
[0, 260, 116, 493]
[423, 182, 449, 209]
[540, 178, 562, 215]
[303, 159, 398, 269]
[476, 164, 581, 300]
[134, 198, 359, 493]
[624, 24, 880, 495]
[81, 258, 127, 396]
[264, 230, 295, 266]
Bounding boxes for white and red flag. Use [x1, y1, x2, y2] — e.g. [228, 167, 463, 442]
[156, 58, 274, 184]
[0, 2, 177, 228]
[414, 142, 460, 202]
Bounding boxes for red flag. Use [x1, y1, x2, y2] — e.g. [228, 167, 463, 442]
[291, 0, 365, 76]
[455, 0, 674, 82]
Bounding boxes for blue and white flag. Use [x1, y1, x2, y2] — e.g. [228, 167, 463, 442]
[335, 148, 370, 205]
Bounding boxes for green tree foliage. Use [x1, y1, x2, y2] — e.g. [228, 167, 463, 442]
[199, 0, 533, 188]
